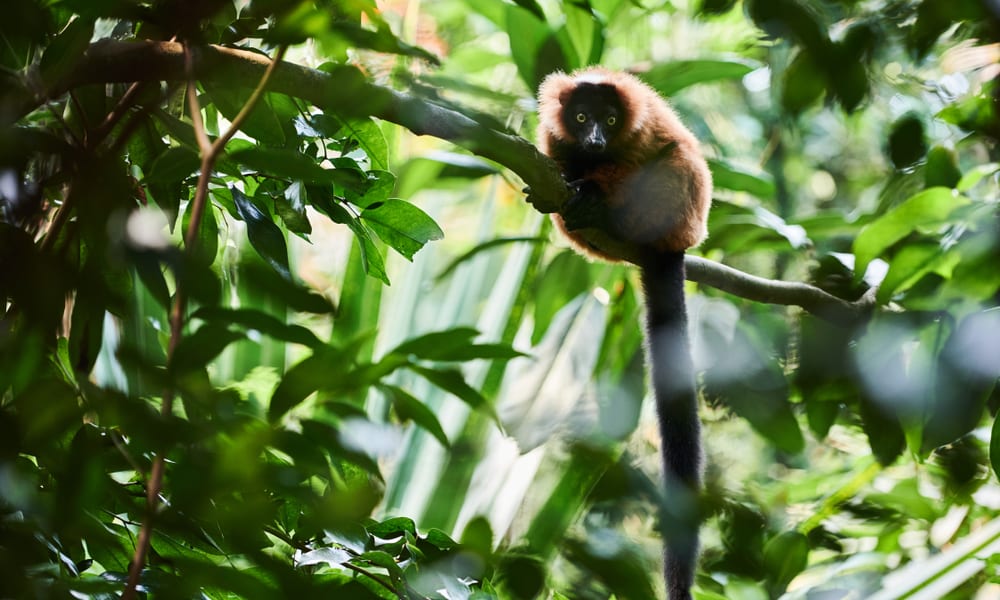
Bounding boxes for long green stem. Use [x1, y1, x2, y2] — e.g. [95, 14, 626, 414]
[797, 460, 881, 535]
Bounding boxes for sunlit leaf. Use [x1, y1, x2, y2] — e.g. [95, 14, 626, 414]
[645, 59, 756, 96]
[763, 531, 809, 592]
[707, 159, 776, 199]
[361, 198, 444, 261]
[853, 187, 967, 279]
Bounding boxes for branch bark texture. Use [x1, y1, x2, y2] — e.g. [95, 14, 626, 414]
[4, 40, 875, 325]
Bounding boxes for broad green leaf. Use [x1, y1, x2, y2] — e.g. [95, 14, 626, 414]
[269, 348, 347, 421]
[957, 162, 1000, 192]
[361, 198, 444, 261]
[366, 516, 417, 540]
[703, 325, 804, 454]
[763, 531, 809, 592]
[145, 146, 200, 185]
[338, 118, 389, 171]
[349, 170, 394, 209]
[229, 146, 365, 190]
[645, 59, 756, 96]
[328, 21, 439, 65]
[510, 0, 545, 20]
[182, 200, 219, 267]
[202, 83, 293, 146]
[924, 145, 961, 189]
[379, 385, 450, 447]
[408, 365, 492, 415]
[507, 4, 575, 89]
[887, 112, 927, 169]
[275, 181, 312, 237]
[192, 307, 323, 348]
[853, 187, 967, 279]
[232, 186, 291, 280]
[707, 159, 776, 199]
[240, 260, 336, 314]
[859, 393, 906, 466]
[875, 241, 944, 303]
[782, 50, 826, 114]
[564, 4, 604, 67]
[390, 327, 521, 362]
[170, 324, 244, 374]
[39, 17, 94, 85]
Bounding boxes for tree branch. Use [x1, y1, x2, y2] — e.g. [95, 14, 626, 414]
[3, 40, 876, 325]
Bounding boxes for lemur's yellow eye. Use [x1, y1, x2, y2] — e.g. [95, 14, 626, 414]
[607, 116, 617, 126]
[576, 113, 586, 123]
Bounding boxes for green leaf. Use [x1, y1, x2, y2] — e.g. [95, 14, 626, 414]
[232, 186, 291, 280]
[645, 59, 756, 96]
[328, 21, 439, 65]
[887, 112, 927, 170]
[564, 3, 604, 67]
[876, 242, 945, 304]
[39, 17, 95, 85]
[859, 393, 906, 466]
[390, 327, 521, 362]
[192, 307, 323, 348]
[707, 159, 776, 199]
[853, 187, 968, 278]
[366, 516, 417, 540]
[409, 365, 492, 415]
[202, 82, 291, 146]
[763, 531, 809, 592]
[379, 385, 449, 447]
[170, 324, 244, 374]
[145, 146, 201, 185]
[338, 118, 389, 171]
[229, 146, 365, 190]
[507, 4, 575, 89]
[182, 199, 218, 267]
[924, 145, 962, 189]
[361, 198, 444, 261]
[274, 181, 312, 237]
[703, 325, 804, 454]
[349, 170, 394, 209]
[782, 50, 826, 114]
[240, 261, 336, 314]
[269, 348, 347, 421]
[957, 162, 1000, 192]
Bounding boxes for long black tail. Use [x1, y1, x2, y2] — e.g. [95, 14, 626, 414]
[638, 249, 701, 600]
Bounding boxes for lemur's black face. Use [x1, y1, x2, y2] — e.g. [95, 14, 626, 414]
[561, 82, 625, 155]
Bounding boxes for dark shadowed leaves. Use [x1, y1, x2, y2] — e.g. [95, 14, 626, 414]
[233, 186, 291, 279]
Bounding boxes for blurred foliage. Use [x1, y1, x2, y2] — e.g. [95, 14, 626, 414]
[1, 0, 999, 599]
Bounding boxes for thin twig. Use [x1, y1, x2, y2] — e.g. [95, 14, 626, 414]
[121, 43, 288, 600]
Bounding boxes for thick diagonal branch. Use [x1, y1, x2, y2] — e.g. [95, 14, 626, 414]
[3, 40, 875, 325]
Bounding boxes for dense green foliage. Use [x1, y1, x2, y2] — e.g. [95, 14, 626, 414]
[1, 0, 998, 599]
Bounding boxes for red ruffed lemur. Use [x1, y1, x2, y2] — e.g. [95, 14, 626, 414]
[535, 67, 712, 600]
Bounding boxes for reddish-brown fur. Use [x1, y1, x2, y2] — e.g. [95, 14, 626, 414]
[536, 67, 712, 261]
